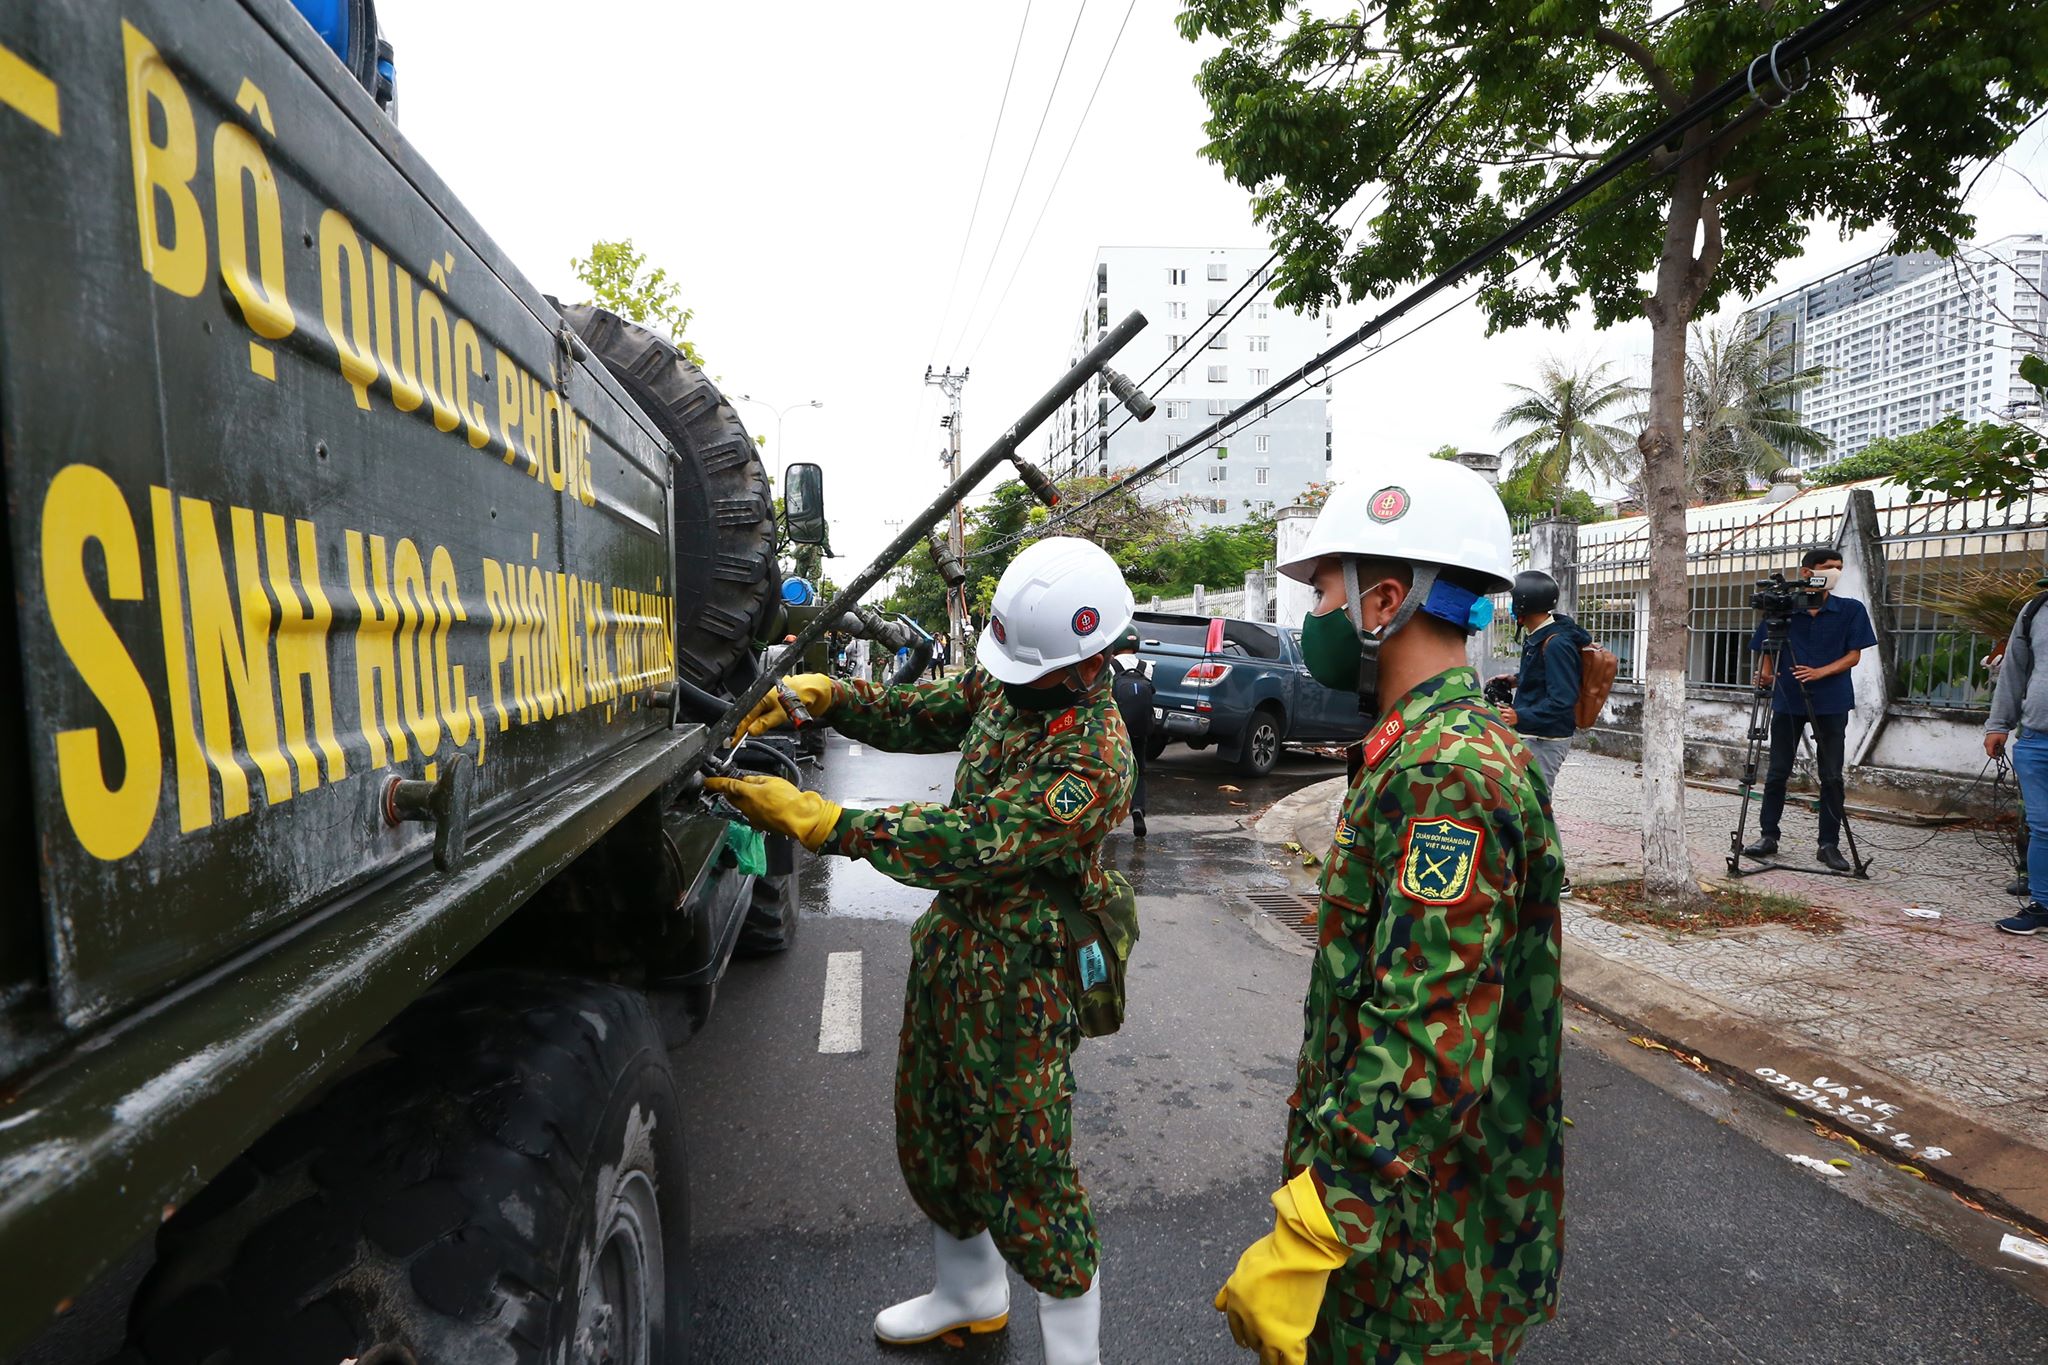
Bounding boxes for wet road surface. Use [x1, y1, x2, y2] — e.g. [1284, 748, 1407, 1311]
[674, 735, 2048, 1363]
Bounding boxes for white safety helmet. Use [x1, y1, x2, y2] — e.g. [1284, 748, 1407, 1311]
[1277, 455, 1514, 592]
[977, 536, 1136, 684]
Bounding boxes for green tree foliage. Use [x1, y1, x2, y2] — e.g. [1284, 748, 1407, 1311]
[1681, 323, 1827, 501]
[1498, 464, 1605, 523]
[1177, 0, 2048, 900]
[571, 238, 704, 365]
[1494, 357, 1640, 515]
[1832, 416, 2048, 505]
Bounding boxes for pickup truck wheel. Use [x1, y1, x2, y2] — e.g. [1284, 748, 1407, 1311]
[734, 870, 799, 956]
[116, 972, 691, 1365]
[1237, 708, 1283, 778]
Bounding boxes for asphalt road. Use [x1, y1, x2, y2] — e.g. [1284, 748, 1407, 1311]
[674, 735, 2048, 1364]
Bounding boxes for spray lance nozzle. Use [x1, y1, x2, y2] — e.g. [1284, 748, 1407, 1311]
[927, 531, 967, 588]
[1011, 457, 1062, 507]
[1102, 367, 1156, 422]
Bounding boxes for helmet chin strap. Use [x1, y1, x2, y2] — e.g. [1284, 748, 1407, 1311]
[1343, 559, 1439, 715]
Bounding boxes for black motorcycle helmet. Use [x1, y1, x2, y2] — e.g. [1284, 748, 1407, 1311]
[1510, 570, 1559, 621]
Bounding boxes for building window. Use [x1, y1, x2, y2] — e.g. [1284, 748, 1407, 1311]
[1165, 400, 1189, 419]
[1210, 498, 1229, 513]
[1097, 263, 1108, 296]
[1256, 467, 1270, 485]
[1249, 367, 1269, 385]
[1208, 333, 1229, 349]
[1254, 435, 1270, 453]
[1167, 301, 1187, 320]
[1208, 365, 1228, 383]
[1250, 335, 1270, 352]
[1208, 399, 1229, 415]
[1207, 262, 1229, 281]
[1255, 301, 1270, 320]
[1209, 464, 1227, 482]
[1167, 334, 1184, 351]
[1167, 467, 1180, 485]
[1167, 268, 1188, 285]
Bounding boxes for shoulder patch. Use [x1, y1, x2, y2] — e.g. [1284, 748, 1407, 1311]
[1044, 771, 1100, 824]
[1363, 711, 1406, 769]
[1047, 707, 1078, 737]
[1400, 816, 1484, 905]
[1333, 816, 1358, 849]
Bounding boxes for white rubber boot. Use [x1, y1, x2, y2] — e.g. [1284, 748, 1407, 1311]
[873, 1224, 1011, 1345]
[1036, 1270, 1102, 1365]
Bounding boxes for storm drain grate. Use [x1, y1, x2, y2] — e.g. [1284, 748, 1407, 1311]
[1244, 889, 1321, 946]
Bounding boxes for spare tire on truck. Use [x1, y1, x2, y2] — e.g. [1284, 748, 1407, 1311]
[561, 305, 779, 695]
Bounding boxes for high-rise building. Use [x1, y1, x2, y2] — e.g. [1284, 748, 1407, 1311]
[1046, 246, 1332, 528]
[1745, 234, 2048, 465]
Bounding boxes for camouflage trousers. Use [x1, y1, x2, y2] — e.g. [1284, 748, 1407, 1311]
[1308, 1317, 1529, 1364]
[894, 908, 1097, 1297]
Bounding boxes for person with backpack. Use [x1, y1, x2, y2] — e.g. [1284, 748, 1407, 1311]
[1215, 457, 1563, 1365]
[1109, 627, 1155, 837]
[1984, 573, 2048, 936]
[709, 536, 1136, 1364]
[1499, 571, 1593, 897]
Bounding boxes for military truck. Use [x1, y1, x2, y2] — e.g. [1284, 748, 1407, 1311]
[0, 2, 838, 1359]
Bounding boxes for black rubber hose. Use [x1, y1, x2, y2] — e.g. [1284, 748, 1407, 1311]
[890, 641, 934, 688]
[736, 738, 804, 786]
[671, 675, 731, 723]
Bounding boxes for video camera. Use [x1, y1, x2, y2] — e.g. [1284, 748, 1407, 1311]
[1483, 674, 1517, 708]
[1750, 571, 1827, 619]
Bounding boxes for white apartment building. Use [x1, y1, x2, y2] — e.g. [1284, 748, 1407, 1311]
[1046, 246, 1332, 529]
[1746, 234, 2048, 465]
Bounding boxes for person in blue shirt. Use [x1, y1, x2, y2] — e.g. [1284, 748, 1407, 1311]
[1742, 547, 1878, 871]
[1500, 571, 1591, 896]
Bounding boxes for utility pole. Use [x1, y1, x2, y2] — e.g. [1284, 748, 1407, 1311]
[924, 365, 970, 660]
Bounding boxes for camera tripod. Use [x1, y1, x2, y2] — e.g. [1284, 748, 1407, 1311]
[1727, 614, 1870, 879]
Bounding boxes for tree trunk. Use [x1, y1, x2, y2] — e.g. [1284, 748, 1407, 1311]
[1638, 144, 1713, 903]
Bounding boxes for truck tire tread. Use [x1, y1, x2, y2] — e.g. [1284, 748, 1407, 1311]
[115, 972, 688, 1365]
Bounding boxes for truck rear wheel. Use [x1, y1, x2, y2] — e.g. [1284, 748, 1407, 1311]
[116, 972, 690, 1365]
[563, 304, 778, 694]
[734, 870, 799, 957]
[1237, 707, 1283, 778]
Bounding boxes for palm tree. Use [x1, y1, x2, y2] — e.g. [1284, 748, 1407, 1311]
[1681, 323, 1829, 502]
[1494, 358, 1641, 517]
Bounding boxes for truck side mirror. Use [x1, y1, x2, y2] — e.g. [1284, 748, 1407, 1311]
[784, 462, 827, 545]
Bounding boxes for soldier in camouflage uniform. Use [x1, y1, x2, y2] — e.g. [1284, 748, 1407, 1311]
[710, 536, 1136, 1365]
[1215, 460, 1564, 1365]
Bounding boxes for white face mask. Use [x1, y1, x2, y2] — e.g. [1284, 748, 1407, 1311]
[1814, 567, 1843, 591]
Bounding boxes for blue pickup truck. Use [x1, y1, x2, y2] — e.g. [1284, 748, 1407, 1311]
[1135, 611, 1369, 776]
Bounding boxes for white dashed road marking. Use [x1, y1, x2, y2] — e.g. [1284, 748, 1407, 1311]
[818, 951, 863, 1054]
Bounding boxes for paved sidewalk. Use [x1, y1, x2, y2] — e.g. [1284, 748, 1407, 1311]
[1255, 750, 2048, 1232]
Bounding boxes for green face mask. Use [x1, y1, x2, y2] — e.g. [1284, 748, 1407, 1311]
[1300, 606, 1363, 692]
[1004, 680, 1080, 711]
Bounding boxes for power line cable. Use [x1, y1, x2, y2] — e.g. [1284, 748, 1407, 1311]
[963, 0, 1142, 367]
[1002, 0, 1900, 545]
[924, 0, 1037, 365]
[942, 0, 1094, 360]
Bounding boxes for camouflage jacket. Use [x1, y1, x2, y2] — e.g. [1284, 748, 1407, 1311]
[1287, 667, 1564, 1347]
[822, 666, 1134, 946]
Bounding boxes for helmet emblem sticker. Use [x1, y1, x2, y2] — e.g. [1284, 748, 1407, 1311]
[992, 616, 1007, 644]
[1072, 606, 1100, 636]
[1368, 486, 1409, 523]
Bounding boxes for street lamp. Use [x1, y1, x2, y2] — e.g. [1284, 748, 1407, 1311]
[733, 394, 824, 456]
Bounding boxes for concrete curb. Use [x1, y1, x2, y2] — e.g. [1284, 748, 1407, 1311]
[1563, 937, 2048, 1239]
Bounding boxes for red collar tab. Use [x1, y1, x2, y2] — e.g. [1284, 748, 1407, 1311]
[1047, 707, 1079, 737]
[1363, 711, 1406, 769]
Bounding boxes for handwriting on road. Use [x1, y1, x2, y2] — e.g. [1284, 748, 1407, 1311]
[1754, 1066, 1952, 1163]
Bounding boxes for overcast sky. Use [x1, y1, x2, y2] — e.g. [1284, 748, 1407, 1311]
[392, 0, 2048, 584]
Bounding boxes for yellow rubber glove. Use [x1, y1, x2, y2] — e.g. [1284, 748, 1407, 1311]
[1214, 1170, 1349, 1365]
[728, 673, 839, 745]
[704, 774, 845, 851]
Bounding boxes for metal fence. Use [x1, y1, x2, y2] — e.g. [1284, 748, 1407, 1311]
[1877, 491, 2048, 708]
[1478, 520, 1533, 678]
[1569, 502, 1847, 693]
